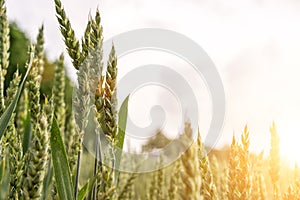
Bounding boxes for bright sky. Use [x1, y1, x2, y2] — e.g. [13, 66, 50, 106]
[5, 0, 300, 164]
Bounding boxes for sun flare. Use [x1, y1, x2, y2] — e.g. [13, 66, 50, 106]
[280, 135, 300, 166]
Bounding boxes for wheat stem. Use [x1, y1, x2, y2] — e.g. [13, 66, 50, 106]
[227, 136, 239, 200]
[236, 125, 251, 200]
[269, 122, 280, 200]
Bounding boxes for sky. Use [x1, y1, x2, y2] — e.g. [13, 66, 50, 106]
[5, 0, 300, 164]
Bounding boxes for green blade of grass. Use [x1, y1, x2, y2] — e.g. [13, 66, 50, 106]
[78, 180, 89, 200]
[0, 53, 33, 140]
[50, 117, 74, 200]
[41, 158, 53, 200]
[116, 96, 129, 150]
[114, 95, 129, 183]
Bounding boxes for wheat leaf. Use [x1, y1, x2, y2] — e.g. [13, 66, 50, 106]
[116, 95, 129, 149]
[0, 53, 33, 140]
[50, 117, 74, 200]
[114, 95, 129, 183]
[78, 181, 89, 200]
[41, 160, 53, 200]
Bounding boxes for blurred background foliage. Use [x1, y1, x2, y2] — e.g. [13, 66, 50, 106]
[7, 22, 73, 110]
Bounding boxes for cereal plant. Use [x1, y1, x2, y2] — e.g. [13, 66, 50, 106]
[0, 0, 300, 199]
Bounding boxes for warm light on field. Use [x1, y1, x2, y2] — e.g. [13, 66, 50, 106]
[280, 133, 300, 166]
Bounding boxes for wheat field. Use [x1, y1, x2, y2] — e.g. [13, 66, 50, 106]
[0, 0, 299, 199]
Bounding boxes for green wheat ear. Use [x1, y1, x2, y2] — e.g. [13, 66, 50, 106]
[103, 45, 118, 140]
[81, 17, 92, 61]
[54, 0, 81, 70]
[23, 106, 50, 200]
[22, 28, 47, 199]
[81, 8, 103, 60]
[0, 0, 10, 114]
[21, 43, 49, 199]
[35, 25, 45, 75]
[5, 70, 21, 107]
[53, 54, 66, 136]
[3, 70, 23, 199]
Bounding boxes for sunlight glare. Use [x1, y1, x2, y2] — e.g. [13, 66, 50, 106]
[278, 128, 300, 166]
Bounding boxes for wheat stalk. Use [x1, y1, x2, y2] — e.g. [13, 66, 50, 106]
[219, 168, 228, 200]
[118, 172, 137, 199]
[94, 46, 118, 199]
[227, 136, 239, 200]
[168, 160, 180, 200]
[283, 185, 295, 200]
[236, 125, 251, 200]
[0, 69, 23, 199]
[148, 169, 158, 200]
[197, 131, 219, 200]
[156, 167, 165, 199]
[72, 57, 91, 198]
[179, 123, 202, 200]
[269, 122, 280, 200]
[8, 124, 24, 200]
[23, 106, 49, 199]
[179, 141, 203, 200]
[252, 152, 267, 200]
[96, 165, 115, 199]
[22, 42, 49, 199]
[294, 164, 300, 199]
[210, 156, 227, 199]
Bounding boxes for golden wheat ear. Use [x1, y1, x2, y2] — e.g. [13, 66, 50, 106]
[236, 125, 251, 199]
[167, 160, 181, 200]
[197, 131, 219, 200]
[269, 122, 281, 200]
[178, 123, 202, 200]
[227, 135, 239, 200]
